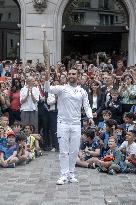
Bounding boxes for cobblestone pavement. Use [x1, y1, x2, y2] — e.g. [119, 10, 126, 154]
[0, 152, 136, 205]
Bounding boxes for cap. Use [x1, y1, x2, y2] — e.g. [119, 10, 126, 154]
[7, 130, 15, 137]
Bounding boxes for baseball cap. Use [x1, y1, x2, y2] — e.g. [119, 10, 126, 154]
[7, 130, 15, 137]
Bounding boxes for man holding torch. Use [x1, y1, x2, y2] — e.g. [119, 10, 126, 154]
[44, 68, 94, 185]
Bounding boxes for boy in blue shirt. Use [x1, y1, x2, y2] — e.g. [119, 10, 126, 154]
[97, 137, 127, 174]
[76, 129, 100, 168]
[100, 119, 117, 157]
[0, 130, 18, 168]
[98, 110, 112, 133]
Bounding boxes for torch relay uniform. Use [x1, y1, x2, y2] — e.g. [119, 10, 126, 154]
[44, 81, 93, 184]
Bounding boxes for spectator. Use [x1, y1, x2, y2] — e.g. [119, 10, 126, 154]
[88, 80, 105, 124]
[20, 77, 40, 133]
[106, 89, 122, 123]
[114, 60, 124, 76]
[100, 119, 118, 157]
[9, 78, 21, 125]
[114, 125, 126, 147]
[98, 110, 112, 133]
[23, 124, 42, 159]
[0, 116, 11, 132]
[47, 81, 59, 152]
[121, 112, 135, 132]
[16, 132, 28, 165]
[0, 130, 18, 168]
[38, 75, 50, 151]
[119, 74, 136, 113]
[76, 129, 100, 168]
[97, 137, 127, 175]
[119, 130, 136, 156]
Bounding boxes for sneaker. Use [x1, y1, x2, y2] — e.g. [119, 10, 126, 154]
[88, 162, 96, 169]
[69, 176, 79, 183]
[97, 167, 103, 172]
[50, 148, 56, 152]
[125, 167, 136, 173]
[56, 176, 68, 185]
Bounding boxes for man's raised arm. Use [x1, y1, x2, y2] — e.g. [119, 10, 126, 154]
[44, 71, 63, 95]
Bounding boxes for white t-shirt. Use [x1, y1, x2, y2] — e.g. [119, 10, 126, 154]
[92, 96, 97, 109]
[20, 86, 40, 111]
[119, 141, 136, 155]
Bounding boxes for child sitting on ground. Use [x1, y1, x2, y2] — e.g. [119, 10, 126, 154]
[16, 132, 29, 165]
[23, 124, 42, 160]
[0, 130, 18, 168]
[115, 125, 126, 147]
[119, 130, 136, 173]
[76, 129, 100, 168]
[81, 117, 91, 133]
[97, 137, 127, 175]
[100, 119, 118, 157]
[98, 110, 112, 133]
[11, 121, 22, 134]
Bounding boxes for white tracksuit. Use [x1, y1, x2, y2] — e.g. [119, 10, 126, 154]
[44, 82, 93, 177]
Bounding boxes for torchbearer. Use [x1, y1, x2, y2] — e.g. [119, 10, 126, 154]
[44, 68, 94, 185]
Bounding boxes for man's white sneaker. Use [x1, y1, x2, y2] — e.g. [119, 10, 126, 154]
[69, 177, 79, 183]
[56, 176, 68, 185]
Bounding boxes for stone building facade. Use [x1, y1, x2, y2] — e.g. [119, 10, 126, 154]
[1, 0, 136, 66]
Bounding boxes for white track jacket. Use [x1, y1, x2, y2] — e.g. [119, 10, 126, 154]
[44, 81, 93, 124]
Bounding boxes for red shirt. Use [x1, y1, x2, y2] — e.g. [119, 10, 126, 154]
[10, 90, 20, 111]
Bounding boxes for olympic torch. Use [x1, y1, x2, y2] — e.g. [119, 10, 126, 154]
[42, 26, 50, 71]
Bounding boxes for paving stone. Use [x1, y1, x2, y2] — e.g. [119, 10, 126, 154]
[104, 196, 120, 205]
[0, 152, 136, 205]
[92, 198, 105, 205]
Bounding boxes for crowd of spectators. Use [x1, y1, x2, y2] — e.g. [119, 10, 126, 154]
[0, 50, 136, 174]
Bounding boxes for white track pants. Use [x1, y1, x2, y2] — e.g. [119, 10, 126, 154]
[57, 122, 81, 178]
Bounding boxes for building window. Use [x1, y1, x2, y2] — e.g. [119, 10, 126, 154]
[100, 14, 114, 25]
[72, 13, 84, 24]
[7, 12, 12, 22]
[99, 0, 110, 9]
[0, 13, 3, 22]
[78, 0, 90, 8]
[10, 39, 14, 48]
[0, 1, 4, 7]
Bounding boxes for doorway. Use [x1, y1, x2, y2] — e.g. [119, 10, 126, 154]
[0, 0, 21, 60]
[62, 0, 129, 58]
[62, 31, 128, 56]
